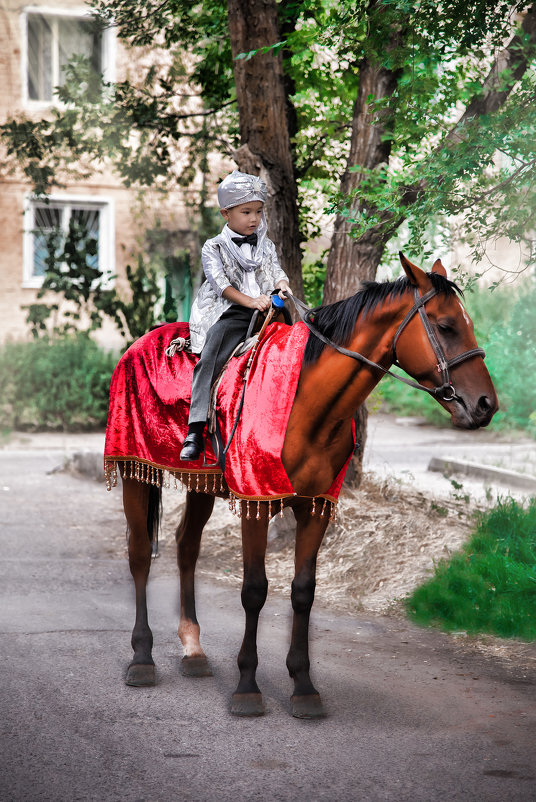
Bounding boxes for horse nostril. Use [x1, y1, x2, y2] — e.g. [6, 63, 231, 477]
[477, 395, 493, 414]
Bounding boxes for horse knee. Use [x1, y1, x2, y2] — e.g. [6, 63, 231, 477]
[291, 575, 316, 614]
[241, 576, 268, 613]
[177, 537, 200, 567]
[128, 538, 152, 576]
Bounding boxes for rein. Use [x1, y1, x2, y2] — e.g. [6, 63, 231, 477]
[209, 284, 485, 469]
[287, 289, 485, 403]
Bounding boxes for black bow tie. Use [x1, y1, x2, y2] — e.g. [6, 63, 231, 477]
[231, 233, 258, 247]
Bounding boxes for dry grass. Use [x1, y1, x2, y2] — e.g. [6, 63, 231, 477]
[157, 474, 477, 614]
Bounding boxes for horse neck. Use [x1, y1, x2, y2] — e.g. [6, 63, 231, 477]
[296, 292, 412, 427]
[282, 292, 415, 494]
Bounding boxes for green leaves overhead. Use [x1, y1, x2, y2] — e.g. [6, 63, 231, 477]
[2, 0, 535, 275]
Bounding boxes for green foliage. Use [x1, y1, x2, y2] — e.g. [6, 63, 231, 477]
[1, 0, 534, 285]
[324, 2, 536, 273]
[0, 335, 116, 431]
[116, 256, 163, 341]
[26, 219, 162, 344]
[484, 278, 536, 433]
[0, 5, 234, 195]
[302, 254, 327, 307]
[406, 496, 536, 640]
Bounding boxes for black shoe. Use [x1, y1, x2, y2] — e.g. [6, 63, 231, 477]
[180, 432, 204, 461]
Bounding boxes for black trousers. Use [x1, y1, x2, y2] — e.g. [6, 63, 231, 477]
[188, 305, 255, 425]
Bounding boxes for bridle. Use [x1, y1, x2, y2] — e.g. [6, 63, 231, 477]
[288, 288, 485, 403]
[209, 285, 485, 468]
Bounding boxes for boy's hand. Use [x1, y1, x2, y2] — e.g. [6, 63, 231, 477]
[275, 281, 292, 299]
[222, 286, 271, 311]
[248, 294, 272, 312]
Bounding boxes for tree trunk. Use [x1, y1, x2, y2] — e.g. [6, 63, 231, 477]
[227, 0, 304, 298]
[323, 4, 536, 487]
[323, 57, 400, 305]
[323, 56, 401, 485]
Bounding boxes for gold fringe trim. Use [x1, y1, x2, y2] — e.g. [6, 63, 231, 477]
[104, 458, 225, 494]
[228, 491, 337, 522]
[104, 458, 338, 521]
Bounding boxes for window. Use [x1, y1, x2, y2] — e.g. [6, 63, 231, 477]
[23, 9, 114, 105]
[24, 197, 114, 287]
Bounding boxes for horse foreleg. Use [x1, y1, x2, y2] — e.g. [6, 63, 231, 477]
[122, 475, 159, 687]
[231, 503, 269, 717]
[176, 489, 215, 677]
[286, 501, 329, 718]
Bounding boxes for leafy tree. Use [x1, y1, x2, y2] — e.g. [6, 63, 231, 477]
[3, 0, 536, 465]
[3, 2, 535, 291]
[323, 1, 536, 299]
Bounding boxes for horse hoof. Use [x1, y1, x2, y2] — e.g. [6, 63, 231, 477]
[231, 692, 265, 717]
[181, 655, 213, 678]
[125, 664, 156, 687]
[291, 693, 326, 719]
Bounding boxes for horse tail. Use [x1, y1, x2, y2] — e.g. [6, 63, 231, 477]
[147, 472, 163, 556]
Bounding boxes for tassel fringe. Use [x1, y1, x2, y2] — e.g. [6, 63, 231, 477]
[104, 458, 338, 521]
[104, 458, 225, 494]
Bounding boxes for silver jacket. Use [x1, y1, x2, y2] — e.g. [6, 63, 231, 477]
[188, 230, 288, 354]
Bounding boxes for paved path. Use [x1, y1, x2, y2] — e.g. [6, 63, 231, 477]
[1, 443, 535, 801]
[364, 414, 536, 502]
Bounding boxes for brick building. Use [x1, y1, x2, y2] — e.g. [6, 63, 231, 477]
[0, 1, 198, 347]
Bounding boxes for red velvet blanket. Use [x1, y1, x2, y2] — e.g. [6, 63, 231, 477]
[104, 321, 352, 505]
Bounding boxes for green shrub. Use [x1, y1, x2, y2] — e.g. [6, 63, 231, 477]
[406, 497, 536, 640]
[483, 280, 536, 434]
[302, 256, 327, 308]
[0, 334, 117, 431]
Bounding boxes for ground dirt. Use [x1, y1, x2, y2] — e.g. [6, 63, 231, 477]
[104, 468, 536, 676]
[106, 475, 484, 613]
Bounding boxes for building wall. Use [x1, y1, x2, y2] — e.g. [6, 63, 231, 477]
[0, 0, 192, 348]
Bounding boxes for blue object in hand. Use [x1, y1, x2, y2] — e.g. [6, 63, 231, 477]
[272, 294, 285, 309]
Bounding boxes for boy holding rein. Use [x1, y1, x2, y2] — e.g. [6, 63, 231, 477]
[180, 170, 291, 462]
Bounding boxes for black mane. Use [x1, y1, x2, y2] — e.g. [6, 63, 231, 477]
[303, 272, 462, 365]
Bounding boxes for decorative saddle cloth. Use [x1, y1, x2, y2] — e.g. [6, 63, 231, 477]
[104, 321, 353, 511]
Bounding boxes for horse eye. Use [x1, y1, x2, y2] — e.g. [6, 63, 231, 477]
[437, 322, 455, 335]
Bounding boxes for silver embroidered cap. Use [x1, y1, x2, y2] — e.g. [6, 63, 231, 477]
[217, 170, 267, 209]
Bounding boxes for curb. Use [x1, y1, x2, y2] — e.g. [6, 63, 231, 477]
[428, 456, 536, 492]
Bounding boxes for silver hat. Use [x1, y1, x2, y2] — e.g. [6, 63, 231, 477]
[217, 170, 267, 209]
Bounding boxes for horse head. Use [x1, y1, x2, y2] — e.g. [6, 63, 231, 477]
[395, 253, 498, 430]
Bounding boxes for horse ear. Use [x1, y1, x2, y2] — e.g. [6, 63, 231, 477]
[399, 251, 427, 287]
[431, 258, 447, 278]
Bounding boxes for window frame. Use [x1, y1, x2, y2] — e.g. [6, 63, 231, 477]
[20, 5, 116, 109]
[23, 194, 115, 289]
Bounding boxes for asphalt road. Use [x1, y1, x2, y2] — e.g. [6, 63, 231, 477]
[1, 442, 536, 802]
[364, 414, 536, 502]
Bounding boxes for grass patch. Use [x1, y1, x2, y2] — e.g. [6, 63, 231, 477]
[406, 497, 536, 640]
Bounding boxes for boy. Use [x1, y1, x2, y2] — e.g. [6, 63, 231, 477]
[180, 170, 291, 461]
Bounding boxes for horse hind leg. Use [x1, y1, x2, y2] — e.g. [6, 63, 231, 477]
[122, 474, 161, 687]
[176, 489, 215, 677]
[286, 501, 329, 718]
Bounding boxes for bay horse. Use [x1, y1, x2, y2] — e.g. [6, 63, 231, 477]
[111, 253, 498, 718]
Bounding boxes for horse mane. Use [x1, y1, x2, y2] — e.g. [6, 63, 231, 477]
[303, 272, 462, 365]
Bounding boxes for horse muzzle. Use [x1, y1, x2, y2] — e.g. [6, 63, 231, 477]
[448, 390, 499, 430]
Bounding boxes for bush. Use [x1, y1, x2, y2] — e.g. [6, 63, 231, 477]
[0, 334, 117, 431]
[406, 497, 536, 640]
[302, 256, 327, 308]
[483, 280, 536, 434]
